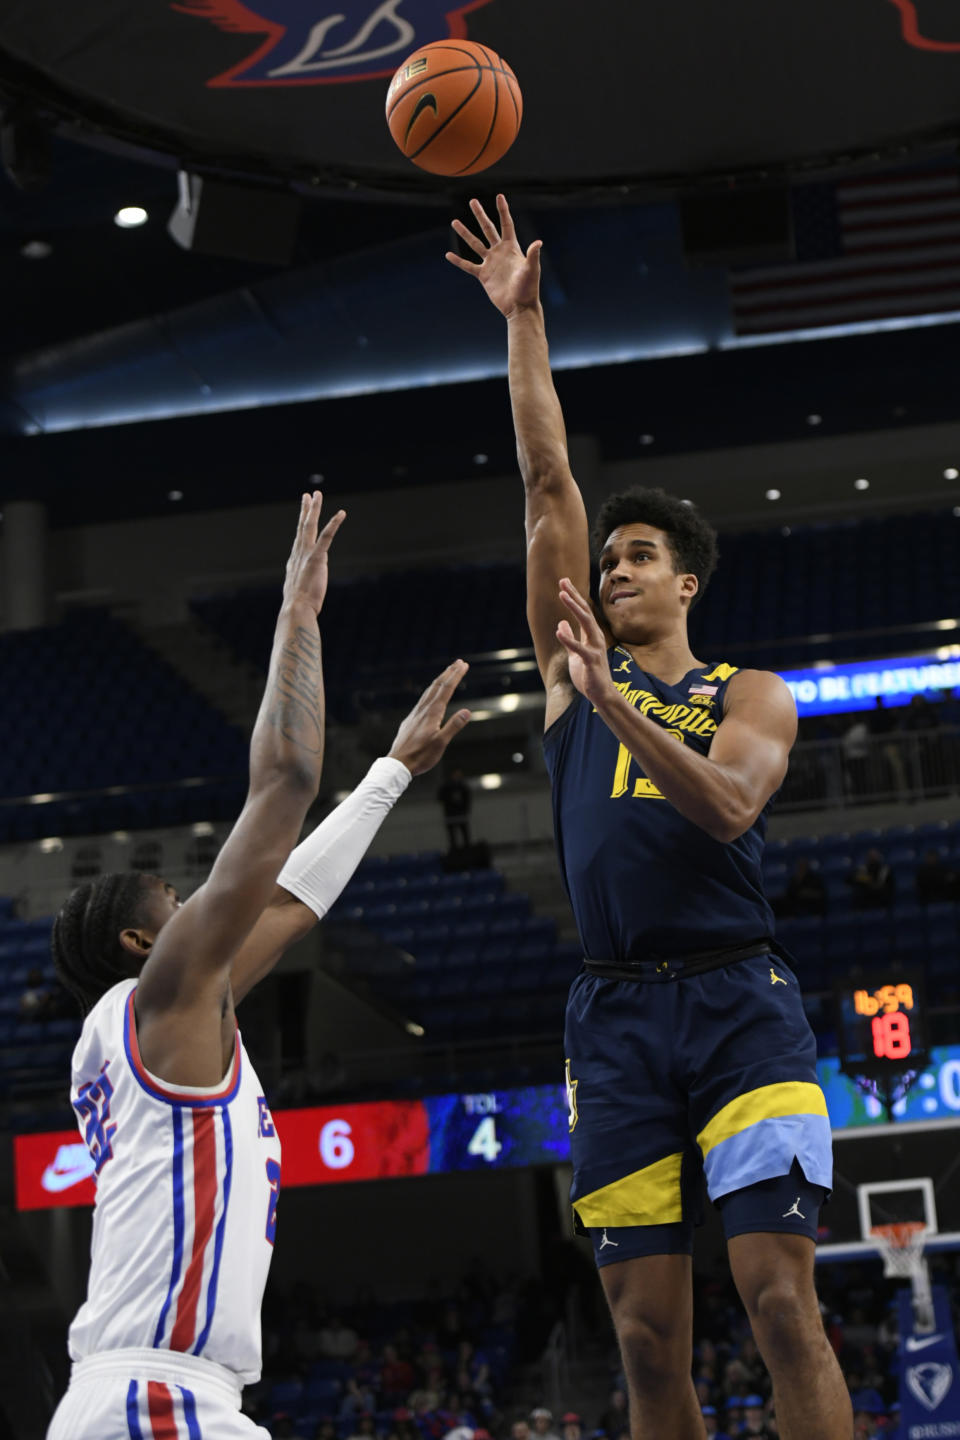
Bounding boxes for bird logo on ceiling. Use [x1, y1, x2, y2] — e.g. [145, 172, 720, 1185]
[174, 0, 496, 86]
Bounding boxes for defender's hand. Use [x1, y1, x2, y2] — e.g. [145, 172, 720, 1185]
[556, 578, 616, 707]
[445, 194, 542, 319]
[283, 492, 346, 616]
[389, 661, 472, 776]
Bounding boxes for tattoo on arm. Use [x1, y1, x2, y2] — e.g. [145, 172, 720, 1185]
[271, 626, 323, 754]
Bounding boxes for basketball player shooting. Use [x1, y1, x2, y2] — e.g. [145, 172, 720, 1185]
[447, 198, 852, 1440]
[46, 492, 471, 1440]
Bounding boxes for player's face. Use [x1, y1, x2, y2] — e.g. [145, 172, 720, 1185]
[597, 523, 695, 640]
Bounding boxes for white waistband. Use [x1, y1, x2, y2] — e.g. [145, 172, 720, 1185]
[70, 1348, 243, 1405]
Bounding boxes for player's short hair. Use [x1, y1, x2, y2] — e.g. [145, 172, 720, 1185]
[51, 872, 153, 1016]
[591, 486, 719, 607]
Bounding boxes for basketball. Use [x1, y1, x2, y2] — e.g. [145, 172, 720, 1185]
[385, 40, 522, 177]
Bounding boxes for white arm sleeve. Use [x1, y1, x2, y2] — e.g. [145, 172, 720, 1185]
[276, 756, 412, 920]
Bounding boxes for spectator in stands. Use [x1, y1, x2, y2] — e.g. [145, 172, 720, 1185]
[510, 1419, 532, 1440]
[530, 1407, 561, 1440]
[902, 693, 939, 792]
[773, 857, 827, 917]
[345, 1414, 377, 1440]
[701, 1405, 730, 1440]
[273, 1417, 309, 1440]
[851, 1389, 886, 1438]
[841, 715, 873, 798]
[437, 768, 472, 850]
[868, 697, 907, 797]
[561, 1412, 582, 1440]
[915, 848, 958, 903]
[313, 1421, 337, 1440]
[319, 1315, 359, 1360]
[381, 1343, 416, 1402]
[598, 1390, 628, 1440]
[455, 1339, 492, 1399]
[848, 849, 895, 909]
[18, 965, 51, 1021]
[741, 1395, 774, 1438]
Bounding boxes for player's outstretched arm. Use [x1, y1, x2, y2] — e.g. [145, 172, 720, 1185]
[228, 662, 472, 1004]
[134, 492, 344, 1081]
[556, 577, 797, 841]
[446, 195, 590, 716]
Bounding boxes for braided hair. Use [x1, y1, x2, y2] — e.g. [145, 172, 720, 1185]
[51, 872, 154, 1016]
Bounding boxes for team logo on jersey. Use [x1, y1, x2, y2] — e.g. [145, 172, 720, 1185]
[565, 1059, 579, 1132]
[176, 0, 496, 87]
[613, 659, 631, 673]
[907, 1361, 953, 1411]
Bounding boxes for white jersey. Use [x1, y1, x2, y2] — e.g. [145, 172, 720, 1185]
[66, 980, 281, 1385]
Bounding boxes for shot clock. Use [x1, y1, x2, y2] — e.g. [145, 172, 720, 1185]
[835, 971, 929, 1081]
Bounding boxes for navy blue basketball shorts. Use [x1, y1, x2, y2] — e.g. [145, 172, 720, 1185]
[564, 954, 833, 1267]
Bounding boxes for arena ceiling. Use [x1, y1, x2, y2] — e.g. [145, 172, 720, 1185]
[2, 1, 960, 524]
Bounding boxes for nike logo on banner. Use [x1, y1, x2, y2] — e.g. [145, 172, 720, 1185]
[42, 1144, 97, 1193]
[906, 1334, 945, 1352]
[404, 91, 438, 143]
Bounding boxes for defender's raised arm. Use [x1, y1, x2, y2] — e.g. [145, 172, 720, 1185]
[134, 492, 345, 1083]
[446, 195, 590, 713]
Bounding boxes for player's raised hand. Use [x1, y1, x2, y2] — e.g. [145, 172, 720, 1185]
[283, 491, 346, 616]
[556, 578, 615, 706]
[389, 660, 472, 775]
[445, 194, 542, 319]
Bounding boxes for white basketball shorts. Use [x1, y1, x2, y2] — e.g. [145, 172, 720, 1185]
[47, 1348, 271, 1439]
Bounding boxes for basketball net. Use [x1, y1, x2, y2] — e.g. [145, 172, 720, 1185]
[871, 1222, 935, 1333]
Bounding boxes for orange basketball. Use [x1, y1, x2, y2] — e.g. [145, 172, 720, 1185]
[385, 40, 522, 177]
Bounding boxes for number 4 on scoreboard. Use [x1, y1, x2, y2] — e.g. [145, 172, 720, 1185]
[467, 1116, 502, 1163]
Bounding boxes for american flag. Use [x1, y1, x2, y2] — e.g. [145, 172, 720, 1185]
[729, 167, 960, 336]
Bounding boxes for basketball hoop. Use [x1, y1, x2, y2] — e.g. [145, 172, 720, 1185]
[871, 1221, 935, 1332]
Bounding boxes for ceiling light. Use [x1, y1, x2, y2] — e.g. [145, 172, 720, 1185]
[479, 773, 503, 790]
[854, 477, 870, 491]
[781, 526, 792, 537]
[309, 472, 324, 485]
[473, 453, 488, 465]
[114, 206, 148, 228]
[944, 468, 958, 481]
[20, 239, 51, 260]
[499, 693, 520, 712]
[512, 752, 524, 764]
[404, 1021, 425, 1037]
[680, 498, 692, 506]
[38, 836, 63, 854]
[168, 489, 183, 502]
[806, 413, 822, 426]
[954, 507, 960, 518]
[639, 433, 655, 446]
[765, 488, 781, 501]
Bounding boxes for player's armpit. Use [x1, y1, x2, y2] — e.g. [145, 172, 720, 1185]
[707, 670, 797, 838]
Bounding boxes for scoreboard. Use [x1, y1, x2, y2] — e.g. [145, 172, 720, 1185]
[834, 971, 929, 1080]
[13, 1083, 571, 1211]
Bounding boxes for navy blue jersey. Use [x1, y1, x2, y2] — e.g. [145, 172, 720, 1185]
[543, 651, 776, 962]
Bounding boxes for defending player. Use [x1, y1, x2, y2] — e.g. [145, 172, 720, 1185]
[447, 200, 852, 1440]
[47, 493, 471, 1440]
